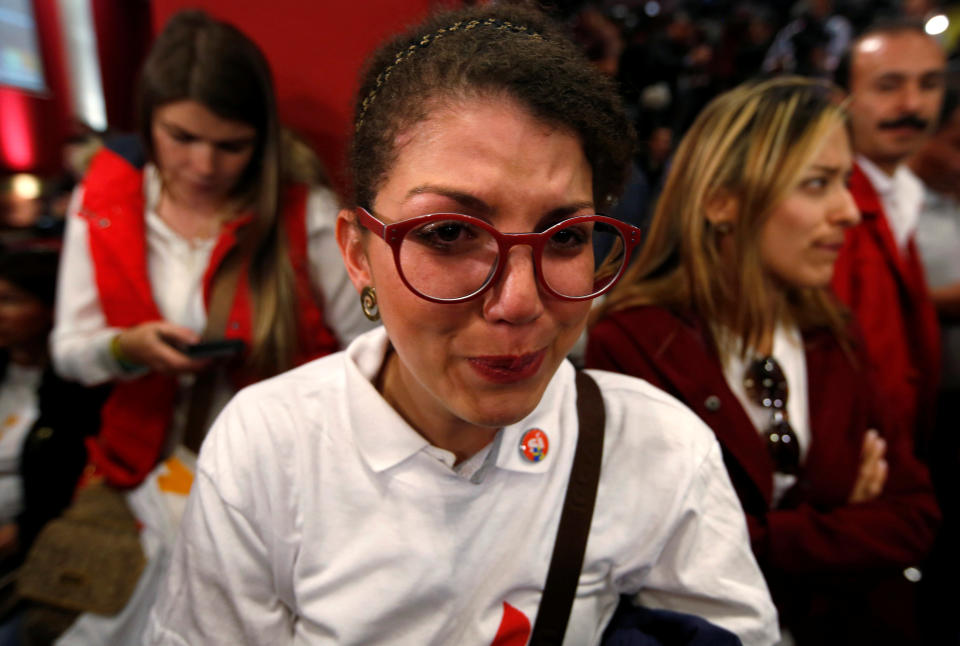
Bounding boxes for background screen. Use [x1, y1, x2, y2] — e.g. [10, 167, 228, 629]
[0, 0, 46, 92]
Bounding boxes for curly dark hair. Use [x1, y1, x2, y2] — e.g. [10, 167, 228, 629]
[348, 4, 635, 212]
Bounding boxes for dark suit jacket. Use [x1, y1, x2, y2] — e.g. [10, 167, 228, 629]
[586, 306, 940, 644]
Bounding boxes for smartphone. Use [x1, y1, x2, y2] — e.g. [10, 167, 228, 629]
[181, 339, 246, 359]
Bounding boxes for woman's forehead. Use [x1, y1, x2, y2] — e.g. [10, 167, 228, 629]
[373, 99, 592, 223]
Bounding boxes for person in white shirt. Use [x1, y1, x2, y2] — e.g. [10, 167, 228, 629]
[44, 10, 373, 645]
[0, 248, 106, 574]
[144, 5, 779, 645]
[831, 18, 946, 456]
[51, 10, 375, 490]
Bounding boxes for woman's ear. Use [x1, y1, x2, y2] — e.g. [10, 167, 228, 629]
[703, 189, 739, 228]
[336, 208, 372, 293]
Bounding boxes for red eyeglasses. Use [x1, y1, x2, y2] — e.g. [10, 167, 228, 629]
[356, 207, 642, 304]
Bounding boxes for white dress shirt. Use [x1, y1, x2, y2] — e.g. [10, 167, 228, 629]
[144, 327, 779, 646]
[857, 155, 926, 252]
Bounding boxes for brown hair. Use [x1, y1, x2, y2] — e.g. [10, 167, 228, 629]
[137, 10, 297, 376]
[348, 4, 634, 213]
[596, 77, 851, 359]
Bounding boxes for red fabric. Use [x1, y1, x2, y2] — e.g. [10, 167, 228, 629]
[586, 306, 940, 642]
[490, 602, 530, 646]
[831, 165, 941, 454]
[80, 148, 338, 488]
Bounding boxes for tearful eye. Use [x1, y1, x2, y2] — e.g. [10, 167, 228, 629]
[409, 220, 481, 251]
[548, 225, 589, 250]
[435, 223, 466, 242]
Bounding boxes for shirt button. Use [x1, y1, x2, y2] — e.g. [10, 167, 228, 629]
[98, 218, 110, 228]
[903, 566, 922, 583]
[704, 395, 721, 411]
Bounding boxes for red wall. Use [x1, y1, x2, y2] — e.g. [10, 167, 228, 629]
[151, 0, 452, 191]
[92, 0, 151, 131]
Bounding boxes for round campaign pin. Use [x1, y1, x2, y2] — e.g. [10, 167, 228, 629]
[519, 429, 549, 463]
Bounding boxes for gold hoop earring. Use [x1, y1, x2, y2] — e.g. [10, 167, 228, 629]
[361, 286, 380, 322]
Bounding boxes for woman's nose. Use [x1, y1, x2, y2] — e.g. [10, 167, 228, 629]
[833, 186, 861, 228]
[482, 246, 545, 324]
[191, 143, 217, 176]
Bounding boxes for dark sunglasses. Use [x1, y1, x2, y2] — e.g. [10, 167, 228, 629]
[744, 356, 800, 475]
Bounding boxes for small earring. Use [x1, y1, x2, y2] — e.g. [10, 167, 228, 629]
[713, 221, 733, 235]
[361, 285, 380, 322]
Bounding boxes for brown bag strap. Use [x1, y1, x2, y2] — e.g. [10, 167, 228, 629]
[528, 370, 606, 645]
[182, 250, 244, 454]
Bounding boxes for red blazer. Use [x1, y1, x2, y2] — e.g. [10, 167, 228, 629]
[586, 305, 939, 642]
[831, 165, 940, 454]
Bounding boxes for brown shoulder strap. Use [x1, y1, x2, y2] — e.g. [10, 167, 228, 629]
[528, 370, 606, 645]
[182, 250, 244, 453]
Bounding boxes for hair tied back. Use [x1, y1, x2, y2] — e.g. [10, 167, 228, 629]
[356, 18, 542, 132]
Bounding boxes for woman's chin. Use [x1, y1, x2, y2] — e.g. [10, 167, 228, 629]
[457, 389, 547, 430]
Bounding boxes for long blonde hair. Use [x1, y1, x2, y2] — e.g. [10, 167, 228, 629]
[595, 77, 850, 359]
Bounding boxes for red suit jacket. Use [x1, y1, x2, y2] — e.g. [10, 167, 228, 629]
[79, 146, 339, 488]
[831, 165, 940, 454]
[586, 305, 939, 643]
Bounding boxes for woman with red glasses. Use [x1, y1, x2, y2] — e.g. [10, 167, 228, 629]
[144, 5, 778, 645]
[587, 77, 940, 645]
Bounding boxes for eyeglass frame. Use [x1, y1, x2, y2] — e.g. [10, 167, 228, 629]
[354, 207, 642, 304]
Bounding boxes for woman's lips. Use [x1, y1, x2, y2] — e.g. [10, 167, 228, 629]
[468, 349, 547, 384]
[814, 239, 845, 254]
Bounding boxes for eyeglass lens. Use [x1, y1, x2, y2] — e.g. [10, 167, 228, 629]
[396, 218, 627, 301]
[744, 357, 800, 475]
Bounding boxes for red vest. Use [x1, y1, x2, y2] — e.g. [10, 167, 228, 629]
[79, 147, 339, 488]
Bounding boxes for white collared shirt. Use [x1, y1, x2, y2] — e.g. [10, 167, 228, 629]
[144, 327, 779, 646]
[857, 155, 926, 252]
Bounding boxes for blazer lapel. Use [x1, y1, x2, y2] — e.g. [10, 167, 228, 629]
[653, 312, 775, 509]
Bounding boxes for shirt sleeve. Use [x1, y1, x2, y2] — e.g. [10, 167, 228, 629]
[143, 398, 297, 645]
[634, 440, 781, 646]
[50, 186, 130, 385]
[304, 186, 378, 346]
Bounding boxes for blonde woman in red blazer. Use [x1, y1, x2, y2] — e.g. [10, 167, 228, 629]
[587, 77, 939, 645]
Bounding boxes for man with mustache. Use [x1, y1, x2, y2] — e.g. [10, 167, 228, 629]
[832, 20, 945, 461]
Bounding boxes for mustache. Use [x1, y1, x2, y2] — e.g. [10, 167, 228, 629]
[879, 114, 930, 131]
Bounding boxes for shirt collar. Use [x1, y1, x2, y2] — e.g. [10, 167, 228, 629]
[856, 155, 894, 196]
[856, 155, 925, 247]
[345, 328, 430, 473]
[345, 327, 572, 477]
